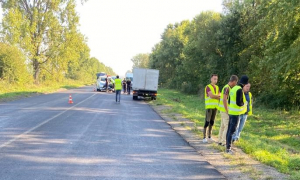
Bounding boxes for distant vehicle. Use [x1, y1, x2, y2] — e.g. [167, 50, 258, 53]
[96, 72, 106, 79]
[96, 76, 107, 92]
[96, 76, 115, 92]
[125, 72, 133, 88]
[132, 68, 159, 100]
[125, 72, 133, 81]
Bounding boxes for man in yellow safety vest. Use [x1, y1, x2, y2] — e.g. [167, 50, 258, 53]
[203, 74, 220, 143]
[114, 75, 122, 103]
[232, 83, 253, 142]
[217, 75, 238, 146]
[226, 75, 249, 154]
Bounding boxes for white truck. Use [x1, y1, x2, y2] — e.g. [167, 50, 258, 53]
[132, 68, 159, 100]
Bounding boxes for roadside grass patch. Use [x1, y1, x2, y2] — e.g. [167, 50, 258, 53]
[151, 88, 300, 178]
[0, 80, 89, 101]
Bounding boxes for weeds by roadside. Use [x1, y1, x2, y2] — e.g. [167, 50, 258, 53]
[150, 88, 300, 180]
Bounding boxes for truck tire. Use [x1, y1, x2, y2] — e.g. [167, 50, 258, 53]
[133, 96, 138, 100]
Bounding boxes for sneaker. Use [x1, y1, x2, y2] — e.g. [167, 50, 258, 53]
[226, 149, 234, 155]
[203, 138, 208, 143]
[208, 137, 214, 142]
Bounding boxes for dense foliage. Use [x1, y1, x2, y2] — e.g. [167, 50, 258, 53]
[0, 0, 114, 85]
[131, 53, 150, 69]
[148, 0, 300, 109]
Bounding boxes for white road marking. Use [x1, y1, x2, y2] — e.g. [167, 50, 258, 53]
[0, 93, 96, 149]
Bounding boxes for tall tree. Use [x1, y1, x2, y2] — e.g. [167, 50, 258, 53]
[131, 53, 149, 69]
[0, 0, 84, 83]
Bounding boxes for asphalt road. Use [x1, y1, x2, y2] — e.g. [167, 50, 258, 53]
[0, 86, 225, 180]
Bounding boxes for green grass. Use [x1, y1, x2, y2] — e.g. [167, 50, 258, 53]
[150, 88, 300, 179]
[0, 80, 92, 101]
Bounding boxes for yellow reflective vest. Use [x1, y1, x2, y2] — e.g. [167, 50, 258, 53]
[228, 85, 247, 115]
[205, 84, 219, 109]
[114, 78, 122, 90]
[218, 84, 231, 112]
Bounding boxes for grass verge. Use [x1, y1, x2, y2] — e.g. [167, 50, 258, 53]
[0, 80, 93, 101]
[150, 88, 300, 180]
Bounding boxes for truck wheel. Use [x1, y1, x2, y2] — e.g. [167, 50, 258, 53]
[133, 96, 138, 100]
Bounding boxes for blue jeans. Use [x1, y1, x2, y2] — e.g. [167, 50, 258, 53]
[116, 90, 121, 102]
[233, 114, 248, 140]
[226, 115, 240, 150]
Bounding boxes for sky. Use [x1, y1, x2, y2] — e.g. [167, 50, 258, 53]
[75, 0, 223, 76]
[0, 0, 223, 76]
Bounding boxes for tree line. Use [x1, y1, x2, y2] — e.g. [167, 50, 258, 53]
[133, 0, 300, 109]
[0, 0, 114, 86]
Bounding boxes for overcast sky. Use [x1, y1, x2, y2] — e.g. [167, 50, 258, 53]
[0, 0, 223, 76]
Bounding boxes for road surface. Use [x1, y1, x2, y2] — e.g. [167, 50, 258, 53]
[0, 86, 225, 180]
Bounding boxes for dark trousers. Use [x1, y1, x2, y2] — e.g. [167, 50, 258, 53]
[123, 85, 126, 93]
[127, 86, 131, 94]
[226, 115, 240, 150]
[203, 108, 217, 138]
[116, 90, 121, 102]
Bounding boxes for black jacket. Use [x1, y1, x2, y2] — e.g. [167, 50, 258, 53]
[228, 83, 244, 106]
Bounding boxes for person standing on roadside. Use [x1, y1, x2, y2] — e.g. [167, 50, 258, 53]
[126, 79, 131, 95]
[203, 74, 220, 143]
[105, 77, 108, 92]
[122, 78, 127, 94]
[114, 75, 122, 103]
[226, 75, 249, 154]
[217, 75, 238, 146]
[232, 83, 252, 142]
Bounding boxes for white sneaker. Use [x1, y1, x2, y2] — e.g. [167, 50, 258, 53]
[208, 137, 214, 142]
[203, 138, 208, 143]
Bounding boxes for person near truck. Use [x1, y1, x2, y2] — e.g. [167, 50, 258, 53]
[217, 75, 238, 146]
[114, 75, 122, 103]
[105, 77, 108, 92]
[122, 78, 127, 94]
[203, 74, 220, 143]
[232, 83, 252, 142]
[226, 75, 249, 154]
[126, 79, 131, 95]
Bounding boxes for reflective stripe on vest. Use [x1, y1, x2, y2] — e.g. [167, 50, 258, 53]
[205, 84, 219, 109]
[248, 92, 253, 115]
[228, 85, 247, 115]
[114, 79, 122, 90]
[218, 84, 231, 112]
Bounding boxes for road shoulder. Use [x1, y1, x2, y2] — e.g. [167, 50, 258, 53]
[150, 104, 289, 180]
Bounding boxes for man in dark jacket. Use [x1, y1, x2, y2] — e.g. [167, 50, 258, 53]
[122, 78, 127, 94]
[226, 75, 249, 154]
[105, 77, 108, 92]
[126, 79, 131, 95]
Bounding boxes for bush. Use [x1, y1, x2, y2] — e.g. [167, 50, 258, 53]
[0, 43, 32, 84]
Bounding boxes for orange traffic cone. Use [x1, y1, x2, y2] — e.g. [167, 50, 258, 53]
[68, 94, 73, 104]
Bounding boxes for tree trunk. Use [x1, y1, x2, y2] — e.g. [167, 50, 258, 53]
[33, 59, 40, 84]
